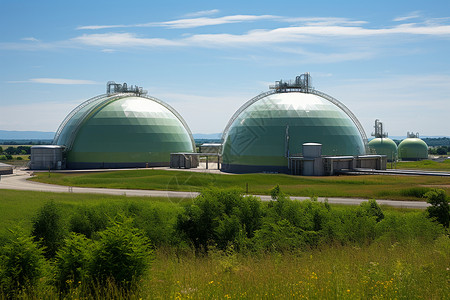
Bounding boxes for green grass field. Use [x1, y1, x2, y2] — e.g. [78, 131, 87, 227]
[31, 169, 450, 201]
[393, 159, 450, 171]
[0, 190, 448, 299]
[0, 189, 185, 238]
[144, 240, 449, 299]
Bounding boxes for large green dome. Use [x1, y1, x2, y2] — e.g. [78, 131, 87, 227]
[221, 91, 367, 173]
[368, 138, 398, 162]
[398, 138, 428, 161]
[53, 93, 195, 169]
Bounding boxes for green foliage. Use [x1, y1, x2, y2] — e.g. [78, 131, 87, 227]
[54, 233, 93, 292]
[425, 189, 450, 228]
[31, 201, 67, 258]
[90, 217, 153, 288]
[176, 188, 263, 251]
[69, 205, 110, 238]
[0, 229, 47, 297]
[400, 187, 431, 198]
[360, 199, 385, 222]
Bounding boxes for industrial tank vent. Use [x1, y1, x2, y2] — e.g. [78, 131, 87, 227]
[371, 119, 388, 138]
[106, 81, 148, 96]
[269, 73, 313, 93]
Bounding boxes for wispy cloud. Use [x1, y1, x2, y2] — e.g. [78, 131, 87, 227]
[4, 15, 450, 55]
[9, 78, 98, 85]
[71, 33, 183, 47]
[77, 14, 278, 30]
[284, 17, 367, 26]
[21, 37, 40, 42]
[393, 11, 421, 22]
[184, 9, 219, 18]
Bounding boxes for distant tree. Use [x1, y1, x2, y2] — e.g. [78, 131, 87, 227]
[425, 189, 449, 228]
[0, 146, 3, 153]
[4, 147, 16, 155]
[436, 147, 448, 155]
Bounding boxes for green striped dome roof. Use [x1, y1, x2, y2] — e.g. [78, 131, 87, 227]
[368, 138, 398, 161]
[398, 138, 428, 161]
[221, 91, 366, 173]
[53, 93, 195, 169]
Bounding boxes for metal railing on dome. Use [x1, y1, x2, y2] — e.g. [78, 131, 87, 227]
[53, 93, 108, 145]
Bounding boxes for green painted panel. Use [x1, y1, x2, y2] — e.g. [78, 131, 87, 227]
[222, 92, 365, 168]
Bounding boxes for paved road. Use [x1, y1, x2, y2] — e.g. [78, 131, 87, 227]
[0, 170, 430, 209]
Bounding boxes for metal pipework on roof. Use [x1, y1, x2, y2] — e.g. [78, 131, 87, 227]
[269, 73, 313, 93]
[106, 81, 148, 96]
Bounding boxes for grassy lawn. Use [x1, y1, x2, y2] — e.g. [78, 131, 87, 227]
[0, 190, 448, 299]
[392, 159, 450, 171]
[144, 240, 449, 299]
[31, 169, 450, 201]
[0, 189, 185, 238]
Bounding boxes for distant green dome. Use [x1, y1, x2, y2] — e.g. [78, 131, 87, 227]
[53, 94, 195, 169]
[221, 91, 367, 173]
[398, 138, 428, 161]
[368, 138, 398, 161]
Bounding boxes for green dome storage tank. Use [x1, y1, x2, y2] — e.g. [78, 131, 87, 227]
[221, 74, 367, 173]
[398, 132, 428, 161]
[368, 119, 397, 162]
[53, 82, 195, 169]
[368, 138, 397, 162]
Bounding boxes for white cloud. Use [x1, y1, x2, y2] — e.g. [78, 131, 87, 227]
[184, 9, 219, 18]
[21, 37, 40, 42]
[4, 15, 450, 54]
[72, 33, 183, 47]
[284, 17, 367, 26]
[77, 14, 278, 30]
[393, 11, 421, 22]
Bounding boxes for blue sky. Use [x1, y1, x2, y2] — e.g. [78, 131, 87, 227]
[1, 0, 449, 137]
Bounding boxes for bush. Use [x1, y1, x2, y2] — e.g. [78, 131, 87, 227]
[0, 230, 47, 297]
[425, 189, 449, 228]
[360, 199, 384, 222]
[176, 188, 263, 251]
[69, 206, 109, 239]
[31, 201, 67, 258]
[375, 211, 444, 243]
[90, 217, 153, 288]
[54, 233, 93, 292]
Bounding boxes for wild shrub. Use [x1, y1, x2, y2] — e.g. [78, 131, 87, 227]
[54, 233, 93, 292]
[425, 189, 449, 228]
[89, 217, 153, 288]
[360, 199, 384, 222]
[69, 205, 110, 238]
[0, 229, 47, 298]
[321, 208, 377, 245]
[31, 201, 67, 258]
[176, 188, 263, 251]
[375, 211, 445, 243]
[128, 203, 179, 246]
[253, 219, 310, 252]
